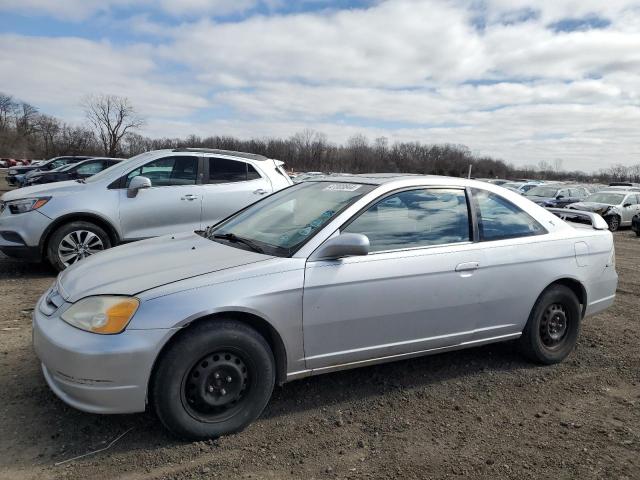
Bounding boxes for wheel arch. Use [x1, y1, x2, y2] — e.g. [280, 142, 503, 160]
[39, 212, 121, 255]
[148, 311, 288, 407]
[543, 278, 587, 319]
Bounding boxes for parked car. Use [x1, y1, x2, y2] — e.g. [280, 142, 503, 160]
[0, 148, 292, 270]
[5, 156, 91, 186]
[568, 190, 640, 231]
[523, 185, 589, 207]
[32, 174, 617, 439]
[632, 213, 640, 236]
[24, 158, 122, 186]
[501, 181, 542, 194]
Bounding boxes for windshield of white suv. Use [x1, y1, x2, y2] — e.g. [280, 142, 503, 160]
[585, 193, 625, 204]
[207, 181, 376, 256]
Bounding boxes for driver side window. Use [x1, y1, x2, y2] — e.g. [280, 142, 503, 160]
[126, 156, 198, 187]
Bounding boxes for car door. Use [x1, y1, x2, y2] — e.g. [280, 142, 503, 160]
[302, 187, 487, 370]
[468, 188, 551, 339]
[118, 155, 203, 240]
[200, 157, 273, 229]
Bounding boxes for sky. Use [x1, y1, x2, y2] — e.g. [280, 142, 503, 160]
[0, 0, 639, 171]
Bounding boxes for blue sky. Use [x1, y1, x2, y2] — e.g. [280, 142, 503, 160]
[1, 0, 639, 171]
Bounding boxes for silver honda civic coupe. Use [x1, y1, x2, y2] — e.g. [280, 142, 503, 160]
[33, 174, 617, 439]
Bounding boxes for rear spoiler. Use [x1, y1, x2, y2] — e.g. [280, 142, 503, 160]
[546, 208, 609, 230]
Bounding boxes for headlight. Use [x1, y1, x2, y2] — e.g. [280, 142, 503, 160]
[9, 169, 17, 175]
[6, 197, 50, 214]
[61, 296, 139, 334]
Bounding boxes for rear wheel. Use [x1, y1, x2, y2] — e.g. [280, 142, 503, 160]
[46, 221, 111, 271]
[606, 215, 620, 232]
[519, 285, 581, 364]
[152, 319, 275, 440]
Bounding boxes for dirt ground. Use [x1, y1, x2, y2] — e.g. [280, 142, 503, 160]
[0, 174, 639, 479]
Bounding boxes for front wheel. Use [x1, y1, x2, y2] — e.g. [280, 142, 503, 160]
[606, 215, 620, 232]
[519, 285, 581, 364]
[46, 221, 111, 271]
[152, 319, 275, 440]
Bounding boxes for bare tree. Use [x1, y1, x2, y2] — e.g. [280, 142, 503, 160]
[0, 93, 15, 130]
[82, 94, 144, 156]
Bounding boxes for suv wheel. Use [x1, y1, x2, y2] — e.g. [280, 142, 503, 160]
[152, 319, 275, 440]
[47, 221, 111, 271]
[519, 285, 581, 364]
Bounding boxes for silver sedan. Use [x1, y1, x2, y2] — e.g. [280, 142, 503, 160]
[33, 174, 618, 439]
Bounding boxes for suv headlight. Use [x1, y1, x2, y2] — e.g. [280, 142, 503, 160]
[61, 296, 139, 334]
[5, 197, 50, 214]
[9, 169, 17, 175]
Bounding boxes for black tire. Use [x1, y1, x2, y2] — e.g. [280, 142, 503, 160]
[152, 319, 275, 440]
[46, 221, 111, 271]
[634, 229, 640, 237]
[606, 215, 620, 232]
[519, 285, 581, 364]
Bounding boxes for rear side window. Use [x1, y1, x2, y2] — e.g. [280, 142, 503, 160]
[208, 158, 261, 183]
[473, 189, 546, 241]
[343, 188, 471, 252]
[126, 156, 197, 187]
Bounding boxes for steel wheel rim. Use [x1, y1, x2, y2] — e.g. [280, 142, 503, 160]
[57, 230, 105, 267]
[181, 350, 250, 423]
[610, 217, 619, 230]
[540, 303, 569, 349]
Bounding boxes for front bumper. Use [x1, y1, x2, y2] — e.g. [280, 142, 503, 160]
[0, 209, 52, 261]
[32, 292, 175, 414]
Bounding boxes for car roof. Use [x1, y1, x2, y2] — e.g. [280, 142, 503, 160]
[303, 173, 431, 185]
[171, 148, 269, 161]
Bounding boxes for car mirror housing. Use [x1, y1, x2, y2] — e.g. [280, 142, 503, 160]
[623, 202, 632, 208]
[127, 176, 152, 198]
[313, 233, 370, 260]
[556, 194, 564, 199]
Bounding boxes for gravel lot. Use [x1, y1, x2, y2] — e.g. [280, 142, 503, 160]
[1, 174, 639, 479]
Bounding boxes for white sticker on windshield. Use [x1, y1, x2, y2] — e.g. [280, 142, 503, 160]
[323, 183, 362, 192]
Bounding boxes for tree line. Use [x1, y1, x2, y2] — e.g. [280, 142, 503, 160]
[0, 91, 637, 183]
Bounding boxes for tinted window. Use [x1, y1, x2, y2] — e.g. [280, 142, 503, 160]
[473, 189, 546, 241]
[343, 188, 470, 252]
[126, 156, 197, 187]
[625, 195, 639, 205]
[209, 158, 261, 183]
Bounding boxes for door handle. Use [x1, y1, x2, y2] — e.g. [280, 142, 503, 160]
[455, 262, 480, 272]
[253, 189, 268, 195]
[181, 194, 198, 201]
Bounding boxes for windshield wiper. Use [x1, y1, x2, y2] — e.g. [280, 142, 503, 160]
[75, 179, 85, 183]
[211, 233, 264, 254]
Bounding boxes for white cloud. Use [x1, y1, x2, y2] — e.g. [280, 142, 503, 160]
[0, 34, 208, 119]
[1, 0, 640, 170]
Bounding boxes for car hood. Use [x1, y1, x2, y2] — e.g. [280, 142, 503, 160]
[57, 232, 272, 302]
[0, 180, 86, 201]
[568, 202, 613, 214]
[8, 165, 36, 173]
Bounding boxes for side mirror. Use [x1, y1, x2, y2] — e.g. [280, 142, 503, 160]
[313, 233, 370, 260]
[556, 194, 565, 199]
[623, 203, 632, 208]
[127, 176, 152, 198]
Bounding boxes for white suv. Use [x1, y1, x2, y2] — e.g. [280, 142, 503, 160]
[0, 148, 292, 270]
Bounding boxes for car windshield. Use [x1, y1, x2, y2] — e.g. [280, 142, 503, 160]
[502, 182, 523, 189]
[84, 151, 154, 183]
[55, 163, 77, 172]
[585, 193, 625, 204]
[525, 186, 559, 197]
[207, 181, 376, 256]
